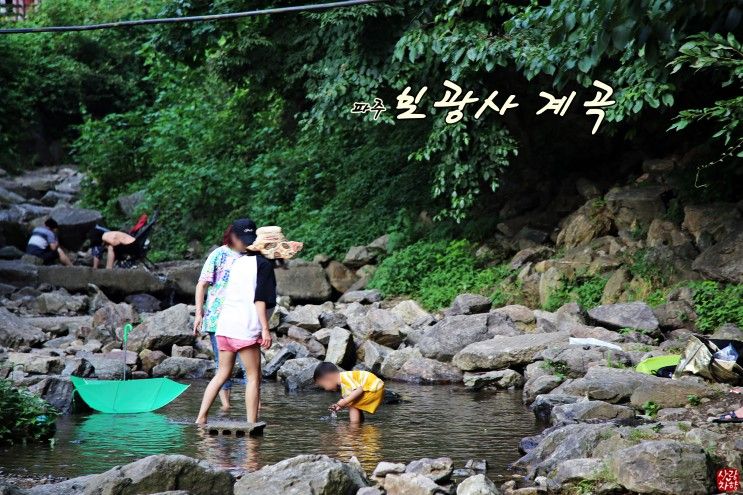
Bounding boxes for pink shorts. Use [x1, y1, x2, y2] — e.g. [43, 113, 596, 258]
[216, 335, 262, 352]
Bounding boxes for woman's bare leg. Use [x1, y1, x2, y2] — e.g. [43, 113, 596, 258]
[238, 346, 261, 423]
[196, 351, 237, 424]
[219, 389, 231, 411]
[348, 407, 364, 424]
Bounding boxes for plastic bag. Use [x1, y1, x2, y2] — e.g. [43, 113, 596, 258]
[713, 344, 739, 362]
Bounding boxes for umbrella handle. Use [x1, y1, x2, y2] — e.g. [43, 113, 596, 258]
[123, 323, 133, 345]
[122, 323, 133, 381]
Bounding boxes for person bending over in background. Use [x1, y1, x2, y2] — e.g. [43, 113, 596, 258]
[314, 363, 385, 423]
[26, 218, 72, 266]
[89, 226, 137, 269]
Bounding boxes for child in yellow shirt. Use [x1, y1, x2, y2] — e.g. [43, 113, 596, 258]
[313, 362, 385, 423]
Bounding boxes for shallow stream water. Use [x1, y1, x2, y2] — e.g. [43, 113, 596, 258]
[1, 380, 540, 480]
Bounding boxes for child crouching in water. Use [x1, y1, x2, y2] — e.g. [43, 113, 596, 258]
[313, 362, 385, 423]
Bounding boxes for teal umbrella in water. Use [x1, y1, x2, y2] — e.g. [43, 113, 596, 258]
[71, 323, 189, 413]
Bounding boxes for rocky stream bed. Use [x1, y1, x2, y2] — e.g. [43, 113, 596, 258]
[1, 162, 743, 494]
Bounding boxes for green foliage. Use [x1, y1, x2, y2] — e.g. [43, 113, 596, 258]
[629, 248, 670, 286]
[541, 360, 569, 380]
[670, 33, 742, 146]
[0, 0, 161, 167]
[641, 401, 660, 418]
[0, 380, 58, 445]
[543, 274, 607, 311]
[688, 280, 743, 333]
[687, 394, 701, 407]
[368, 240, 511, 310]
[2, 0, 741, 258]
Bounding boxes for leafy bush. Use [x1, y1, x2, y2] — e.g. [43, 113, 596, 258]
[543, 274, 607, 312]
[368, 240, 512, 310]
[688, 281, 743, 333]
[0, 380, 58, 444]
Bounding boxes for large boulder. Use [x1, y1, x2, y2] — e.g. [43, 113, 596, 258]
[92, 302, 138, 332]
[139, 349, 167, 374]
[50, 207, 103, 251]
[530, 394, 580, 422]
[448, 294, 492, 315]
[513, 423, 616, 479]
[356, 340, 392, 374]
[608, 441, 711, 495]
[463, 369, 524, 390]
[159, 261, 202, 297]
[285, 303, 332, 331]
[629, 378, 712, 409]
[79, 352, 129, 380]
[452, 332, 569, 371]
[456, 474, 500, 495]
[7, 352, 64, 375]
[347, 308, 410, 348]
[406, 457, 453, 483]
[127, 304, 194, 353]
[522, 375, 564, 404]
[537, 345, 632, 378]
[324, 327, 354, 367]
[605, 185, 667, 233]
[338, 289, 383, 304]
[38, 266, 166, 296]
[234, 454, 367, 495]
[390, 300, 431, 326]
[416, 314, 491, 361]
[682, 203, 741, 248]
[286, 326, 325, 358]
[152, 357, 213, 379]
[343, 245, 377, 268]
[381, 348, 462, 384]
[275, 261, 332, 303]
[0, 307, 46, 347]
[587, 302, 659, 331]
[28, 376, 78, 414]
[0, 260, 39, 287]
[383, 473, 446, 495]
[124, 293, 161, 313]
[556, 200, 612, 248]
[555, 366, 707, 406]
[692, 230, 743, 283]
[324, 261, 359, 293]
[28, 454, 233, 495]
[262, 342, 310, 377]
[550, 400, 635, 426]
[277, 357, 321, 392]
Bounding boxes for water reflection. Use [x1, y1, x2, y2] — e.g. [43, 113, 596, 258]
[332, 422, 382, 466]
[0, 381, 540, 479]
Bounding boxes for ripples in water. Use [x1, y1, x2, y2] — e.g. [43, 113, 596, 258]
[1, 380, 541, 479]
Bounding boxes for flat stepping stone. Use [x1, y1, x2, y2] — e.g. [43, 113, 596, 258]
[205, 421, 266, 437]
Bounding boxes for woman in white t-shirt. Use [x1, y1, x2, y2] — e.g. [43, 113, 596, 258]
[195, 218, 276, 425]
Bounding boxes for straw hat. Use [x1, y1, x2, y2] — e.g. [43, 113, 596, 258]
[248, 226, 303, 259]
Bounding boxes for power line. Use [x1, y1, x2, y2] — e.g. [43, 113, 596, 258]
[0, 0, 381, 34]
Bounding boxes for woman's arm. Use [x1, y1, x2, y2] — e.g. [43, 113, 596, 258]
[193, 280, 209, 335]
[255, 300, 272, 349]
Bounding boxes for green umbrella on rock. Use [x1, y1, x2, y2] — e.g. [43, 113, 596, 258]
[71, 323, 189, 413]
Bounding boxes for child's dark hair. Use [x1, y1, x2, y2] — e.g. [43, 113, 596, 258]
[45, 218, 58, 229]
[313, 362, 339, 382]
